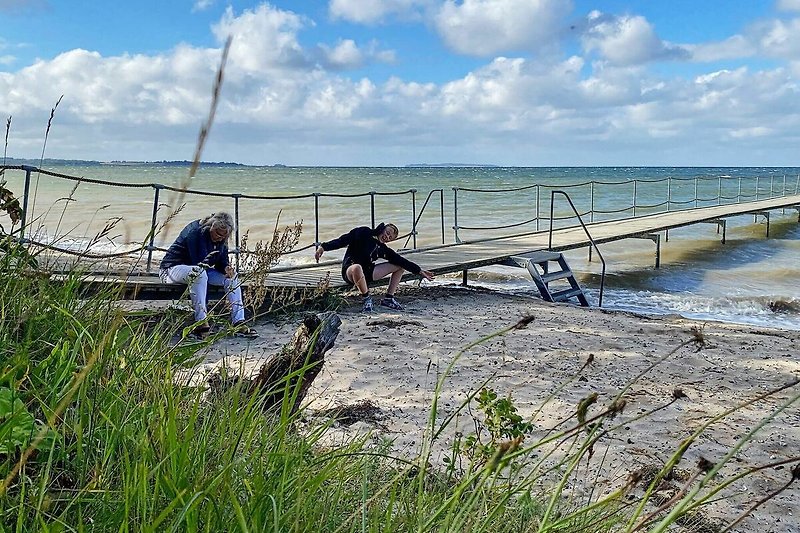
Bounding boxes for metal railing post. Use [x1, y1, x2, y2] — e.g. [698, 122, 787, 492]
[313, 193, 320, 248]
[232, 194, 241, 269]
[737, 177, 741, 203]
[632, 180, 637, 217]
[717, 176, 722, 205]
[440, 189, 445, 244]
[694, 178, 698, 208]
[590, 181, 595, 222]
[369, 191, 376, 228]
[411, 189, 417, 249]
[783, 174, 786, 197]
[535, 185, 540, 231]
[756, 176, 760, 200]
[667, 177, 672, 212]
[452, 187, 460, 243]
[770, 175, 774, 198]
[19, 166, 33, 241]
[146, 184, 163, 272]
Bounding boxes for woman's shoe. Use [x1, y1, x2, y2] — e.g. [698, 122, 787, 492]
[379, 296, 403, 310]
[190, 322, 211, 339]
[232, 322, 259, 339]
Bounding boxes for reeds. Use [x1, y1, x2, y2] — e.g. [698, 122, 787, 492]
[1, 251, 797, 530]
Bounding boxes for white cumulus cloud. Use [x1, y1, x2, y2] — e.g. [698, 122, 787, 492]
[329, 0, 429, 24]
[776, 0, 800, 12]
[582, 12, 689, 66]
[434, 0, 572, 57]
[192, 0, 214, 13]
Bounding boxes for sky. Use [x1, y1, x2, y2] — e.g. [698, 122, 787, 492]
[1, 0, 800, 166]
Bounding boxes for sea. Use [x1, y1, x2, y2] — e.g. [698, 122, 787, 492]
[2, 163, 799, 331]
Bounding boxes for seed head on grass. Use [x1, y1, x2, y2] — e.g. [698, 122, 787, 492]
[696, 456, 715, 473]
[689, 324, 706, 351]
[513, 315, 535, 329]
[673, 388, 689, 400]
[577, 392, 598, 426]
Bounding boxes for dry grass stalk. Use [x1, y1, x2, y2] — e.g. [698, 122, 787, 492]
[161, 35, 232, 240]
[29, 95, 63, 228]
[237, 214, 302, 310]
[1, 115, 10, 183]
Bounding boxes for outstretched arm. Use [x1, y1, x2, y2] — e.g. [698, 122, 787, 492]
[315, 226, 365, 262]
[381, 246, 434, 281]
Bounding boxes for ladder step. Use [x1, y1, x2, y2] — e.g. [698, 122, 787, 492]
[512, 251, 563, 264]
[540, 270, 572, 283]
[550, 287, 585, 302]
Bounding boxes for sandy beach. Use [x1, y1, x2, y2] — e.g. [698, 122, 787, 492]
[189, 283, 799, 532]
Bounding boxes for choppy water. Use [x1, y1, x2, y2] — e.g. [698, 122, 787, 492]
[2, 164, 799, 330]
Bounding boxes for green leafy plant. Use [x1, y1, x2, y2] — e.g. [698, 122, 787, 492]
[458, 387, 534, 467]
[0, 387, 56, 456]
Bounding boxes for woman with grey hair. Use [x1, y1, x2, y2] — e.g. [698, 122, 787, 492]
[160, 212, 257, 338]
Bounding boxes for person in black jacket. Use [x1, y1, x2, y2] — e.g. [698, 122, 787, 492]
[315, 222, 434, 312]
[160, 212, 257, 338]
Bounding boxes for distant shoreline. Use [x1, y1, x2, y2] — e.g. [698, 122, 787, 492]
[2, 158, 798, 169]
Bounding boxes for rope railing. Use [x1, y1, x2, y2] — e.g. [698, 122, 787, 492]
[4, 165, 799, 273]
[451, 173, 800, 242]
[1, 165, 446, 272]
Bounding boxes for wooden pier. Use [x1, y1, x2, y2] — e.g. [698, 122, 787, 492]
[71, 193, 800, 298]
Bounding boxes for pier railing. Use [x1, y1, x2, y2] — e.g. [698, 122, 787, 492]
[0, 165, 447, 271]
[2, 165, 798, 273]
[451, 173, 800, 242]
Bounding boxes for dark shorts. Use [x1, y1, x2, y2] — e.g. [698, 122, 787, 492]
[341, 259, 374, 285]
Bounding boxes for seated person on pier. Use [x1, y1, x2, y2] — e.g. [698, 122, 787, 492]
[159, 212, 257, 338]
[314, 222, 435, 312]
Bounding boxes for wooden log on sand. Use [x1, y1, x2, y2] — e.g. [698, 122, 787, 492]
[209, 311, 342, 412]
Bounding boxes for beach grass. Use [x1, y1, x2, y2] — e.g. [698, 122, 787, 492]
[1, 235, 798, 532]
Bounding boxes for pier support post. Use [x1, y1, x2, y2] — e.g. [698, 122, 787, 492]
[634, 233, 661, 268]
[461, 269, 468, 286]
[702, 219, 727, 244]
[750, 210, 771, 238]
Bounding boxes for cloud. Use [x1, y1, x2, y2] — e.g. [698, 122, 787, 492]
[0, 0, 47, 14]
[581, 11, 689, 66]
[776, 0, 800, 11]
[688, 17, 800, 62]
[434, 0, 573, 57]
[318, 39, 363, 70]
[0, 55, 15, 65]
[316, 39, 396, 70]
[688, 35, 755, 62]
[192, 0, 214, 13]
[328, 0, 429, 24]
[2, 2, 800, 165]
[211, 4, 312, 74]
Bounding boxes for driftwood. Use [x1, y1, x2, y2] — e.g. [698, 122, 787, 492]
[209, 311, 341, 412]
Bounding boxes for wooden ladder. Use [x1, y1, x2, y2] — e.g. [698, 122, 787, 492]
[502, 251, 590, 306]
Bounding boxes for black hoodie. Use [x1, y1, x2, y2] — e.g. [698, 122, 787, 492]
[320, 223, 421, 275]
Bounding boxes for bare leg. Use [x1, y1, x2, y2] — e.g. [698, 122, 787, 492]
[372, 262, 404, 295]
[346, 264, 369, 295]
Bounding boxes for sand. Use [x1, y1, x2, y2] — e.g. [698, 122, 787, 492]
[191, 284, 799, 532]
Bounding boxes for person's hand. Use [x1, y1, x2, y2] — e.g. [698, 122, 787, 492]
[225, 265, 235, 279]
[419, 269, 435, 281]
[314, 246, 324, 263]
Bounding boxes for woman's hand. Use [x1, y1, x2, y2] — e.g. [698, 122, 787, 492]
[420, 269, 435, 281]
[225, 265, 235, 278]
[314, 246, 324, 263]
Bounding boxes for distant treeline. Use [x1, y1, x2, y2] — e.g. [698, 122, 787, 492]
[405, 163, 499, 168]
[1, 158, 251, 167]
